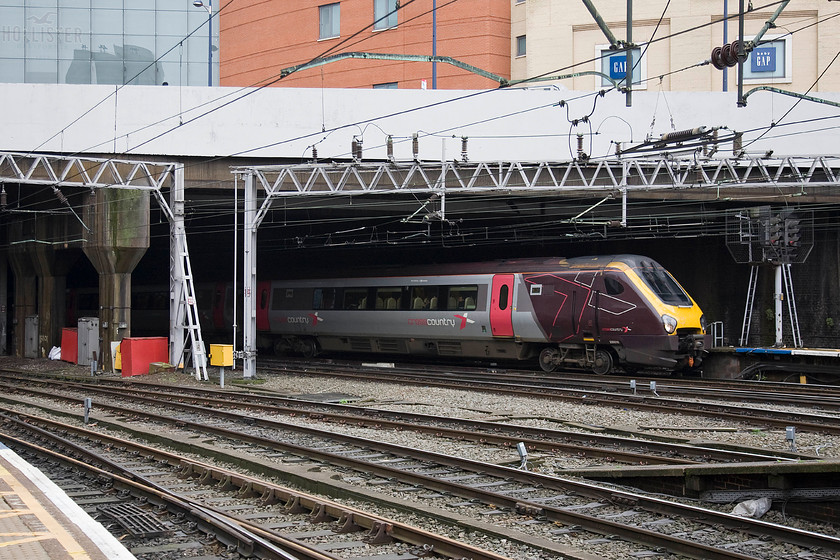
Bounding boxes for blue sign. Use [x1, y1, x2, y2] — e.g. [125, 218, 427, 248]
[751, 47, 776, 73]
[609, 55, 627, 80]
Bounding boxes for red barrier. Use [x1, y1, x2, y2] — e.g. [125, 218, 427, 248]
[120, 337, 169, 377]
[61, 328, 78, 364]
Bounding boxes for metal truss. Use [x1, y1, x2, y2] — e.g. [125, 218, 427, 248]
[0, 152, 176, 190]
[234, 154, 840, 379]
[235, 156, 840, 205]
[0, 151, 206, 379]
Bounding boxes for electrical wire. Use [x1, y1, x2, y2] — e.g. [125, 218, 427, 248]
[6, 0, 839, 242]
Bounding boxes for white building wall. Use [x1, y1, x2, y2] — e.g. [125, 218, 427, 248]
[2, 82, 839, 162]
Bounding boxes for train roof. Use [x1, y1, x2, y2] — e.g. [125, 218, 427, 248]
[280, 255, 665, 280]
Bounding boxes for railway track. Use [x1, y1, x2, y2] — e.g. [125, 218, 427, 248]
[0, 373, 807, 465]
[261, 357, 840, 405]
[1, 370, 839, 559]
[0, 412, 507, 560]
[252, 359, 840, 435]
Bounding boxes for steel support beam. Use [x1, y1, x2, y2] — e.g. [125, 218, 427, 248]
[232, 156, 840, 198]
[242, 171, 259, 379]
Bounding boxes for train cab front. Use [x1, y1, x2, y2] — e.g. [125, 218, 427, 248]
[620, 257, 710, 374]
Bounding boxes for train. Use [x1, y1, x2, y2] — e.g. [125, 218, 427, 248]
[67, 255, 709, 375]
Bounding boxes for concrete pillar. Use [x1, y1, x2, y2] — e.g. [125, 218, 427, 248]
[29, 216, 80, 357]
[8, 248, 36, 358]
[83, 188, 150, 370]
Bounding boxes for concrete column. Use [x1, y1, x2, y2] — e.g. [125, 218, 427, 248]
[8, 248, 36, 358]
[83, 188, 150, 370]
[30, 218, 80, 357]
[6, 213, 84, 358]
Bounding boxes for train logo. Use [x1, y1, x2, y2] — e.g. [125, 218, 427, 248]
[407, 313, 475, 330]
[283, 313, 324, 325]
[454, 313, 475, 329]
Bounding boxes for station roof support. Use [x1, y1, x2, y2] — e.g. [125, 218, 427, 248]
[233, 154, 840, 379]
[0, 152, 207, 379]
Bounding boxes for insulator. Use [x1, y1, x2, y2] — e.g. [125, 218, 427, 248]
[412, 133, 419, 160]
[1, 186, 6, 210]
[576, 134, 584, 157]
[312, 146, 318, 160]
[659, 126, 707, 143]
[730, 40, 746, 65]
[351, 137, 362, 160]
[386, 135, 394, 160]
[711, 46, 726, 70]
[733, 132, 743, 155]
[712, 40, 745, 69]
[721, 43, 737, 67]
[460, 136, 468, 162]
[52, 186, 68, 205]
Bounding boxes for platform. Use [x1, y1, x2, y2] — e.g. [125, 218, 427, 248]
[0, 441, 136, 560]
[704, 345, 840, 381]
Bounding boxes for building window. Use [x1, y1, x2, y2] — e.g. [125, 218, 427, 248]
[598, 45, 646, 90]
[374, 0, 398, 30]
[516, 35, 526, 57]
[0, 3, 213, 86]
[319, 3, 340, 39]
[373, 82, 398, 89]
[743, 36, 792, 83]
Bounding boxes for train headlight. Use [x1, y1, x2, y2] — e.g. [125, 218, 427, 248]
[700, 314, 707, 333]
[662, 314, 677, 334]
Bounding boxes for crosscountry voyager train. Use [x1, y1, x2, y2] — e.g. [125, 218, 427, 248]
[255, 255, 709, 375]
[66, 255, 709, 375]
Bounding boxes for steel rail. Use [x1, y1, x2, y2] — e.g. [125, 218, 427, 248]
[0, 410, 509, 560]
[243, 363, 840, 436]
[0, 430, 323, 560]
[17, 375, 782, 465]
[4, 384, 839, 557]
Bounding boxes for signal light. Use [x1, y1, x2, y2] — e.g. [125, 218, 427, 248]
[711, 40, 746, 70]
[768, 215, 783, 246]
[785, 216, 801, 247]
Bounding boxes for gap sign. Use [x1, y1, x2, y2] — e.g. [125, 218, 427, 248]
[609, 54, 628, 80]
[751, 47, 776, 73]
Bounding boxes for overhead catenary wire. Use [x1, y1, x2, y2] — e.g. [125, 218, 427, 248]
[6, 0, 838, 241]
[25, 0, 788, 168]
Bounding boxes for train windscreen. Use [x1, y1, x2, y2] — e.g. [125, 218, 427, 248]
[635, 262, 692, 306]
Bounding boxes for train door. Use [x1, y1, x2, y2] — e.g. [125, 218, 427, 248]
[256, 281, 270, 331]
[490, 274, 514, 337]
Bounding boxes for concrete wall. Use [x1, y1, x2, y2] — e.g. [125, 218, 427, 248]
[3, 82, 840, 162]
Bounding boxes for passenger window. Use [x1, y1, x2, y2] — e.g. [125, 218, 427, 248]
[604, 276, 624, 295]
[375, 287, 401, 310]
[343, 288, 368, 310]
[498, 285, 509, 310]
[314, 288, 336, 310]
[447, 286, 478, 310]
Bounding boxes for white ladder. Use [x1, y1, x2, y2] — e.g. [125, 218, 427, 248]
[739, 265, 759, 347]
[173, 234, 208, 381]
